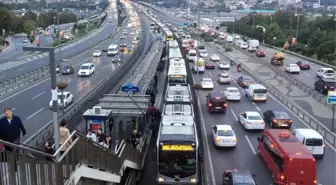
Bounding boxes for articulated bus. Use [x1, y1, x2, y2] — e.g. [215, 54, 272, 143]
[157, 115, 199, 184]
[168, 66, 187, 84]
[169, 48, 183, 61]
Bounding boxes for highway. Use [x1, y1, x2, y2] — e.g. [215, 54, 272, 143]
[145, 6, 336, 185]
[0, 15, 151, 142]
[0, 12, 118, 82]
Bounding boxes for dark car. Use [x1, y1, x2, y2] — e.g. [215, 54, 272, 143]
[237, 76, 255, 88]
[296, 61, 311, 70]
[223, 170, 257, 185]
[61, 65, 74, 75]
[314, 78, 336, 94]
[255, 50, 265, 57]
[263, 110, 292, 129]
[205, 61, 215, 69]
[206, 91, 227, 113]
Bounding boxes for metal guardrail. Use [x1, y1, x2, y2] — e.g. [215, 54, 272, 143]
[0, 26, 122, 98]
[213, 44, 336, 148]
[23, 24, 150, 148]
[0, 129, 151, 185]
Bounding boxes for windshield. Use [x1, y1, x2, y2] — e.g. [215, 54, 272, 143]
[326, 82, 336, 86]
[247, 116, 262, 120]
[325, 70, 334, 73]
[94, 50, 100, 53]
[63, 66, 71, 69]
[243, 77, 254, 82]
[158, 150, 197, 178]
[189, 52, 197, 56]
[228, 89, 238, 93]
[254, 89, 267, 93]
[198, 46, 205, 50]
[221, 62, 228, 65]
[218, 130, 234, 136]
[57, 95, 65, 99]
[274, 111, 290, 119]
[202, 79, 212, 83]
[305, 139, 323, 146]
[80, 66, 89, 69]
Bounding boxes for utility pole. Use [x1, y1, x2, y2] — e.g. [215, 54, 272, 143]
[197, 0, 200, 76]
[22, 46, 60, 157]
[295, 13, 302, 42]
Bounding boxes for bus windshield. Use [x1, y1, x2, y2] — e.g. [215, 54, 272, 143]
[158, 150, 196, 178]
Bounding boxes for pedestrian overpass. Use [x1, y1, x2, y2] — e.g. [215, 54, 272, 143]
[0, 130, 151, 185]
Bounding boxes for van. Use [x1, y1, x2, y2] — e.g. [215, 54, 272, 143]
[245, 84, 267, 101]
[292, 128, 325, 158]
[226, 36, 233, 43]
[107, 44, 118, 56]
[187, 49, 197, 62]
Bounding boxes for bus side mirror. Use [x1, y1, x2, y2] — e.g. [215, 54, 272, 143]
[257, 137, 262, 141]
[252, 174, 256, 178]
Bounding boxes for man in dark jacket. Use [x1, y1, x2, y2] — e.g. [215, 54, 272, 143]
[0, 108, 26, 151]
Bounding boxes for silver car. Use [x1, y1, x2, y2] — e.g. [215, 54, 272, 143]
[218, 73, 231, 84]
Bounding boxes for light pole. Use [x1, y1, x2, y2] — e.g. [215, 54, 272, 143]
[256, 25, 266, 43]
[268, 14, 272, 22]
[295, 13, 302, 42]
[251, 14, 256, 31]
[0, 16, 7, 37]
[196, 0, 201, 76]
[232, 17, 235, 35]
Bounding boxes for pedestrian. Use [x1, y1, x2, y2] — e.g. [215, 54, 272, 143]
[97, 128, 109, 149]
[114, 140, 119, 153]
[86, 130, 97, 142]
[59, 119, 72, 156]
[44, 141, 54, 161]
[0, 108, 26, 152]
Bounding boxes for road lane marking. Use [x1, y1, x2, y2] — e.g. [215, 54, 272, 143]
[245, 135, 256, 155]
[208, 72, 212, 77]
[230, 108, 238, 121]
[0, 108, 16, 118]
[102, 64, 108, 68]
[26, 107, 44, 120]
[213, 80, 218, 86]
[18, 68, 25, 71]
[77, 81, 85, 86]
[255, 106, 261, 112]
[32, 91, 46, 100]
[302, 71, 312, 76]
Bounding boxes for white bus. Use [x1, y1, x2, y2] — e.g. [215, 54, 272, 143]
[192, 58, 205, 73]
[170, 58, 185, 67]
[107, 44, 118, 56]
[169, 48, 183, 60]
[168, 66, 187, 84]
[168, 40, 179, 49]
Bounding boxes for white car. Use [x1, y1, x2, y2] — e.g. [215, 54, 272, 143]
[210, 54, 220, 61]
[78, 63, 95, 77]
[316, 68, 335, 79]
[240, 42, 248, 49]
[120, 35, 125, 39]
[200, 78, 214, 89]
[239, 111, 265, 130]
[131, 32, 135, 35]
[123, 30, 127, 35]
[132, 40, 138, 44]
[218, 73, 231, 84]
[199, 51, 208, 58]
[211, 125, 237, 148]
[49, 92, 74, 108]
[285, 64, 300, 74]
[93, 50, 101, 57]
[218, 62, 230, 70]
[223, 87, 241, 100]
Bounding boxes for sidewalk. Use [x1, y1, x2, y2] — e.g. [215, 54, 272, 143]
[0, 37, 13, 52]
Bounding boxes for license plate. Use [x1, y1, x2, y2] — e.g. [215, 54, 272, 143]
[290, 183, 296, 185]
[215, 107, 222, 109]
[280, 124, 287, 126]
[223, 139, 231, 142]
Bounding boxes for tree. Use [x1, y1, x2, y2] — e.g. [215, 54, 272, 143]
[265, 22, 286, 46]
[23, 20, 36, 35]
[307, 28, 324, 48]
[317, 41, 335, 61]
[23, 11, 37, 21]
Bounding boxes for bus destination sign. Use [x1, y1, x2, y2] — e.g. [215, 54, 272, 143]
[161, 144, 194, 151]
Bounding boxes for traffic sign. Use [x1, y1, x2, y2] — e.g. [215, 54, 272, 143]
[183, 23, 188, 27]
[327, 90, 336, 104]
[121, 82, 140, 92]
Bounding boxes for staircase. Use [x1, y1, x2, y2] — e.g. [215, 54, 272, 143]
[0, 130, 151, 185]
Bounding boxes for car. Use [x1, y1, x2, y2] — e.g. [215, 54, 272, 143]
[132, 40, 138, 44]
[205, 61, 215, 69]
[22, 39, 29, 43]
[123, 30, 127, 35]
[223, 170, 257, 185]
[199, 51, 208, 58]
[78, 63, 95, 77]
[240, 42, 248, 49]
[262, 110, 292, 129]
[239, 111, 265, 130]
[316, 68, 335, 79]
[218, 62, 230, 70]
[285, 64, 300, 74]
[93, 50, 102, 57]
[211, 125, 236, 147]
[200, 78, 214, 89]
[206, 91, 227, 113]
[210, 54, 220, 61]
[218, 73, 231, 84]
[236, 76, 255, 88]
[314, 78, 336, 94]
[131, 32, 135, 35]
[296, 61, 311, 70]
[49, 92, 74, 108]
[223, 87, 240, 100]
[255, 50, 266, 57]
[61, 65, 74, 75]
[120, 35, 126, 39]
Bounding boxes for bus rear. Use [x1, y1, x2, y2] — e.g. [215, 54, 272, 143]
[157, 142, 198, 184]
[284, 155, 317, 185]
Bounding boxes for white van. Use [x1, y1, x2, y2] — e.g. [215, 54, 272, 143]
[292, 128, 325, 158]
[245, 84, 267, 101]
[187, 49, 197, 62]
[226, 36, 233, 43]
[108, 44, 118, 56]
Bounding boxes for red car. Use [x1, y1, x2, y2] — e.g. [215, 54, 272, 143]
[255, 50, 266, 57]
[205, 61, 215, 69]
[296, 61, 311, 70]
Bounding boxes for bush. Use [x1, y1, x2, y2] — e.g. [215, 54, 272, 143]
[204, 36, 214, 42]
[225, 47, 233, 52]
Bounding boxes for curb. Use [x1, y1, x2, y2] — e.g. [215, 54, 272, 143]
[0, 37, 13, 52]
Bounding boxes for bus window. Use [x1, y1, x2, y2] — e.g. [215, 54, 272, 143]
[263, 136, 284, 171]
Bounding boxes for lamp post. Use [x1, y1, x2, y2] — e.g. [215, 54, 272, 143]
[196, 0, 200, 76]
[0, 16, 7, 37]
[268, 14, 272, 22]
[256, 25, 266, 44]
[22, 46, 60, 158]
[295, 13, 303, 42]
[251, 14, 256, 31]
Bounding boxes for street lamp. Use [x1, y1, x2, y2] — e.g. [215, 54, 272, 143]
[251, 13, 256, 31]
[268, 14, 272, 22]
[0, 16, 7, 37]
[256, 25, 266, 43]
[196, 0, 201, 76]
[295, 13, 303, 42]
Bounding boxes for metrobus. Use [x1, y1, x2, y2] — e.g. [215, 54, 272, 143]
[168, 48, 183, 60]
[168, 40, 179, 49]
[168, 66, 187, 84]
[170, 58, 185, 67]
[157, 115, 199, 184]
[166, 31, 174, 41]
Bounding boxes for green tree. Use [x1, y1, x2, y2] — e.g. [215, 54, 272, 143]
[23, 20, 36, 35]
[23, 11, 37, 21]
[307, 28, 324, 48]
[265, 22, 286, 46]
[317, 41, 335, 61]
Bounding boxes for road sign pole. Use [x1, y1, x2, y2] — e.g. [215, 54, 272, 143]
[332, 104, 335, 132]
[327, 90, 336, 132]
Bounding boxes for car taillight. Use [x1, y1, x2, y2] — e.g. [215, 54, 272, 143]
[272, 118, 277, 123]
[246, 122, 251, 124]
[261, 122, 265, 124]
[223, 103, 227, 107]
[280, 175, 285, 181]
[206, 64, 209, 66]
[325, 86, 327, 89]
[287, 120, 292, 123]
[208, 103, 212, 107]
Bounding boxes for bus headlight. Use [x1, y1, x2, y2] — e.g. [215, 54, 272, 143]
[158, 177, 165, 182]
[190, 178, 197, 183]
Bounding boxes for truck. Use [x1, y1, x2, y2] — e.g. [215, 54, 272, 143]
[271, 52, 285, 66]
[247, 39, 259, 52]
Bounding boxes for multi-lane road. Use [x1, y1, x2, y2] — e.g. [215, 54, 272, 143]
[0, 14, 152, 141]
[145, 6, 336, 185]
[0, 13, 117, 82]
